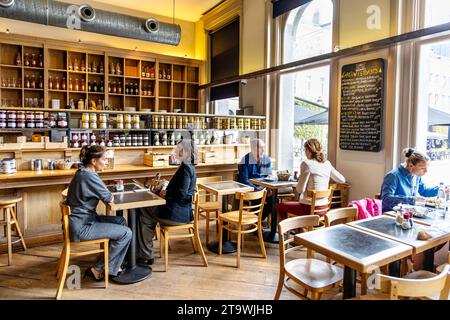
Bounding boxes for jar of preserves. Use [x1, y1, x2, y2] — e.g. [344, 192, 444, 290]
[116, 114, 124, 123]
[0, 110, 6, 120]
[124, 122, 132, 130]
[171, 116, 176, 129]
[47, 115, 57, 128]
[153, 115, 159, 129]
[99, 122, 107, 129]
[16, 120, 25, 128]
[137, 135, 143, 146]
[132, 122, 140, 129]
[116, 122, 124, 129]
[261, 119, 266, 129]
[35, 112, 44, 121]
[125, 135, 132, 146]
[143, 135, 149, 146]
[177, 116, 183, 129]
[107, 140, 113, 147]
[35, 121, 44, 128]
[82, 113, 90, 122]
[244, 118, 251, 130]
[165, 115, 171, 129]
[81, 121, 90, 129]
[72, 140, 80, 148]
[230, 118, 236, 129]
[81, 133, 88, 141]
[57, 115, 68, 128]
[182, 117, 188, 129]
[90, 113, 97, 122]
[132, 135, 138, 146]
[90, 121, 97, 129]
[7, 120, 17, 128]
[133, 115, 140, 123]
[99, 113, 107, 123]
[125, 114, 132, 123]
[16, 111, 25, 121]
[26, 121, 35, 128]
[7, 111, 16, 120]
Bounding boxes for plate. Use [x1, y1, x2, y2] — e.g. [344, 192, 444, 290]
[263, 178, 277, 182]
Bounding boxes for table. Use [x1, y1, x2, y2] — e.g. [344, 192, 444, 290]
[384, 207, 450, 226]
[106, 188, 165, 284]
[197, 181, 253, 254]
[348, 215, 450, 272]
[295, 224, 413, 299]
[249, 178, 297, 243]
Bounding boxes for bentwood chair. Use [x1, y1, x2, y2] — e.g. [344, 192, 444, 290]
[354, 264, 450, 300]
[56, 201, 109, 300]
[196, 176, 222, 245]
[0, 196, 27, 266]
[159, 192, 208, 272]
[274, 215, 343, 300]
[218, 189, 267, 268]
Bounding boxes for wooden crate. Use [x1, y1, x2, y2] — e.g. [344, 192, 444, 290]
[144, 153, 169, 167]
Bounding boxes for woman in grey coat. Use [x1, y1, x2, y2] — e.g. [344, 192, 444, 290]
[67, 145, 132, 280]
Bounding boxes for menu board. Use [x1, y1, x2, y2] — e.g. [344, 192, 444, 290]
[339, 58, 385, 152]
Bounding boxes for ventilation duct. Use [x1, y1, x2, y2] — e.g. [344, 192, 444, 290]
[0, 0, 181, 46]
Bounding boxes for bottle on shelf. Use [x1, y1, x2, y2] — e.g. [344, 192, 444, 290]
[142, 66, 146, 77]
[81, 60, 86, 72]
[81, 80, 85, 92]
[68, 78, 73, 91]
[31, 54, 37, 68]
[118, 82, 122, 94]
[99, 81, 104, 93]
[49, 76, 54, 90]
[162, 68, 166, 79]
[99, 61, 104, 73]
[39, 76, 43, 89]
[108, 82, 111, 93]
[166, 68, 171, 80]
[116, 63, 122, 75]
[150, 66, 155, 78]
[62, 77, 66, 90]
[74, 78, 79, 91]
[112, 81, 117, 93]
[15, 51, 21, 66]
[125, 83, 129, 95]
[88, 80, 92, 92]
[74, 58, 79, 71]
[25, 75, 30, 88]
[24, 53, 30, 67]
[88, 61, 92, 73]
[39, 54, 43, 68]
[68, 59, 73, 71]
[31, 75, 36, 88]
[55, 77, 60, 90]
[93, 80, 98, 92]
[109, 61, 115, 74]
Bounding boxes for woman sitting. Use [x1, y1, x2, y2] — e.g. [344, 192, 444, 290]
[67, 145, 132, 280]
[380, 148, 447, 212]
[136, 138, 198, 266]
[277, 138, 346, 219]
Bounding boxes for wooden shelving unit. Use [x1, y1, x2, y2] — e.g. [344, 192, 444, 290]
[0, 39, 200, 114]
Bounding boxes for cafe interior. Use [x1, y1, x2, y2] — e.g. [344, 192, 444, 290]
[0, 0, 450, 301]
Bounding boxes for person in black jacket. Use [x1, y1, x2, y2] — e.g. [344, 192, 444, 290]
[136, 138, 198, 266]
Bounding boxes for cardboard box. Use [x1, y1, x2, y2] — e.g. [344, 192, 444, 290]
[144, 153, 169, 167]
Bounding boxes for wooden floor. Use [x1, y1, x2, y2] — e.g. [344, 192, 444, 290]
[0, 222, 353, 300]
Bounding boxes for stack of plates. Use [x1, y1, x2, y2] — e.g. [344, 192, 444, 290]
[0, 158, 16, 174]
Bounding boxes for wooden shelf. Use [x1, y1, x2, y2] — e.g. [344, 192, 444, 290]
[24, 66, 44, 70]
[48, 89, 67, 93]
[0, 87, 22, 90]
[0, 64, 22, 68]
[24, 88, 44, 91]
[109, 93, 124, 96]
[48, 68, 67, 72]
[88, 72, 105, 75]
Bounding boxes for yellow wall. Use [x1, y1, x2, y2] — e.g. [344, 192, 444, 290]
[241, 0, 267, 74]
[0, 0, 196, 59]
[339, 0, 392, 48]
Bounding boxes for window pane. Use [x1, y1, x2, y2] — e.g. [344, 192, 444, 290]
[279, 66, 330, 172]
[424, 0, 450, 27]
[417, 39, 450, 185]
[284, 0, 333, 63]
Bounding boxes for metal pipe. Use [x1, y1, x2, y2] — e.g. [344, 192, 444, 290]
[0, 0, 181, 46]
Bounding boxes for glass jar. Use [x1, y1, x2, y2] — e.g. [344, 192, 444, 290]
[82, 113, 90, 122]
[132, 135, 138, 146]
[90, 121, 97, 129]
[16, 111, 25, 121]
[165, 116, 171, 129]
[177, 116, 183, 129]
[0, 120, 6, 128]
[35, 121, 44, 128]
[153, 115, 159, 129]
[35, 111, 44, 121]
[116, 122, 124, 129]
[143, 135, 149, 146]
[26, 121, 35, 128]
[116, 114, 124, 123]
[0, 110, 6, 120]
[125, 114, 132, 123]
[7, 120, 16, 128]
[16, 120, 25, 128]
[90, 113, 97, 122]
[57, 115, 68, 128]
[99, 122, 107, 129]
[124, 122, 132, 130]
[125, 135, 132, 146]
[132, 122, 140, 129]
[7, 111, 17, 120]
[81, 121, 90, 129]
[99, 113, 107, 123]
[171, 116, 176, 129]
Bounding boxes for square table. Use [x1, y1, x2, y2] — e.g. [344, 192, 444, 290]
[295, 224, 413, 299]
[348, 215, 450, 272]
[197, 181, 253, 254]
[249, 178, 297, 243]
[107, 189, 165, 284]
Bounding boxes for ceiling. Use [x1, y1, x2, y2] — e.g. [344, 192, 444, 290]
[92, 0, 224, 22]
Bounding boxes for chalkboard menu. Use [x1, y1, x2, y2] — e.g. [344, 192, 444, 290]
[339, 58, 385, 152]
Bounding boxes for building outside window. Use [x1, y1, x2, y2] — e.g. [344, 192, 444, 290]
[278, 0, 333, 172]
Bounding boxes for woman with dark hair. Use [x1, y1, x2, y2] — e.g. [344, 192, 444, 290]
[67, 145, 132, 281]
[381, 147, 448, 212]
[276, 138, 346, 219]
[136, 138, 198, 266]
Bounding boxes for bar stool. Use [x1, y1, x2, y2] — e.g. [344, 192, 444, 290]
[0, 196, 27, 266]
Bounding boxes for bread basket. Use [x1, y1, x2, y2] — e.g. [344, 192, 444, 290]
[277, 172, 291, 181]
[55, 160, 73, 170]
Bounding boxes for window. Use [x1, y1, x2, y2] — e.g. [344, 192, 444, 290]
[424, 0, 450, 28]
[278, 0, 333, 172]
[416, 39, 450, 185]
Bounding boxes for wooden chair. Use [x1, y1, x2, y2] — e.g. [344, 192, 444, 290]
[274, 215, 343, 300]
[355, 264, 450, 300]
[159, 192, 208, 272]
[61, 188, 68, 200]
[218, 189, 267, 268]
[196, 176, 222, 244]
[287, 187, 335, 227]
[56, 201, 109, 300]
[0, 196, 27, 266]
[329, 183, 350, 208]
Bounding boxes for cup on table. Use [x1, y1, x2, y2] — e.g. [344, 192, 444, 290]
[114, 179, 124, 192]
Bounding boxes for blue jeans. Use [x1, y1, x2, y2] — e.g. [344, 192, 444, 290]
[78, 215, 132, 276]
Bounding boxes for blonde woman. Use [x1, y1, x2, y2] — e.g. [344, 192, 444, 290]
[381, 147, 448, 212]
[276, 139, 346, 219]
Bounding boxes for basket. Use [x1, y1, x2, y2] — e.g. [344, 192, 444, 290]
[277, 173, 291, 181]
[55, 161, 73, 170]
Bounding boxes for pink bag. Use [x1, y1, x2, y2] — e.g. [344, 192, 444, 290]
[350, 198, 382, 220]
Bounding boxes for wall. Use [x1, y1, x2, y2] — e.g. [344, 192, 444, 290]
[0, 0, 196, 59]
[241, 0, 267, 74]
[339, 0, 392, 48]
